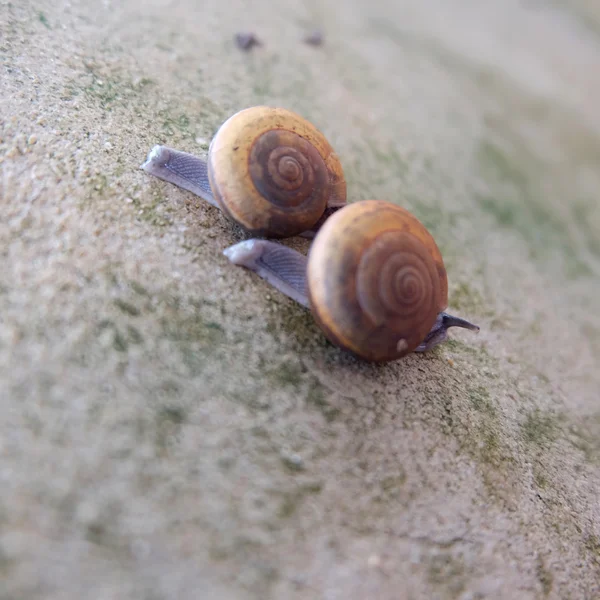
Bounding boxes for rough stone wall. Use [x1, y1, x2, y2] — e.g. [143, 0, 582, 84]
[1, 1, 600, 598]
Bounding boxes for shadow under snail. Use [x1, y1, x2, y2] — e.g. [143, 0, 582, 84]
[141, 106, 480, 362]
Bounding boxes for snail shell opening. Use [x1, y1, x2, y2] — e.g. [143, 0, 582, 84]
[207, 106, 346, 238]
[306, 200, 449, 362]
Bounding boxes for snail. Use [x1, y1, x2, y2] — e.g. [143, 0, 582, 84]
[141, 107, 479, 360]
[141, 106, 347, 238]
[222, 200, 480, 362]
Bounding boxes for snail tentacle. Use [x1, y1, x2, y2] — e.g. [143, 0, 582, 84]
[223, 239, 310, 307]
[141, 145, 218, 207]
[415, 312, 480, 352]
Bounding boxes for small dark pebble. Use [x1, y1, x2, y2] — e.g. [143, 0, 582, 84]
[304, 30, 324, 46]
[235, 32, 261, 50]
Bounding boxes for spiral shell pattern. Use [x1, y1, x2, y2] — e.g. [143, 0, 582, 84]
[307, 200, 448, 361]
[249, 129, 328, 210]
[207, 106, 346, 238]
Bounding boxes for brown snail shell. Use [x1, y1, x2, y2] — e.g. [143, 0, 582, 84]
[207, 106, 346, 238]
[306, 200, 448, 361]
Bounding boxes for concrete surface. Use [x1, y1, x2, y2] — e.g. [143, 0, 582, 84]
[1, 0, 600, 598]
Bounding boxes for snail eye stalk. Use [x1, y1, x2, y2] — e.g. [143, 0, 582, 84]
[415, 312, 480, 352]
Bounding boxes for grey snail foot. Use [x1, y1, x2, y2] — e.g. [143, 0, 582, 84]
[141, 145, 218, 207]
[223, 239, 480, 354]
[223, 239, 310, 307]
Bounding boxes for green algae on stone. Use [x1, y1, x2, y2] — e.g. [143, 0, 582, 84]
[155, 405, 187, 455]
[536, 555, 554, 596]
[379, 472, 407, 496]
[265, 300, 326, 350]
[69, 64, 156, 112]
[158, 109, 194, 139]
[125, 325, 143, 345]
[266, 359, 305, 388]
[566, 416, 600, 464]
[521, 409, 560, 447]
[113, 298, 141, 316]
[160, 312, 226, 345]
[468, 385, 496, 417]
[432, 377, 517, 496]
[131, 191, 175, 228]
[426, 552, 467, 596]
[533, 463, 549, 490]
[157, 405, 187, 425]
[475, 138, 594, 279]
[96, 319, 141, 354]
[306, 378, 340, 423]
[38, 12, 50, 29]
[571, 199, 600, 258]
[129, 280, 151, 297]
[83, 75, 124, 111]
[449, 281, 487, 316]
[584, 534, 600, 564]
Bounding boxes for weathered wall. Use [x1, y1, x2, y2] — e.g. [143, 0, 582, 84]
[1, 0, 600, 598]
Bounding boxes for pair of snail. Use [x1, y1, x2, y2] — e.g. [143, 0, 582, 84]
[141, 106, 479, 362]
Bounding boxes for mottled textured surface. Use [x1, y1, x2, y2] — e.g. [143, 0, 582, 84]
[1, 0, 600, 598]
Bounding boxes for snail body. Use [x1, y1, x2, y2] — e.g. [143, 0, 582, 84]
[224, 199, 479, 362]
[142, 106, 346, 238]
